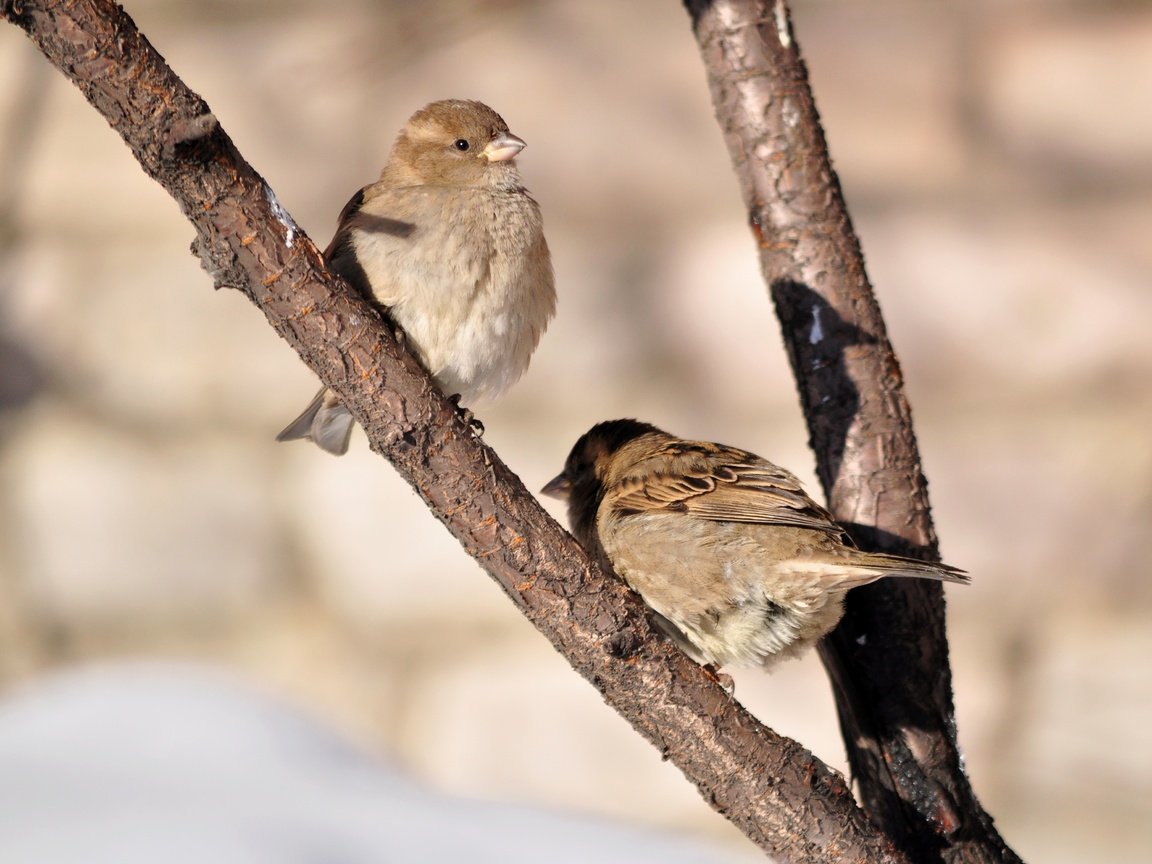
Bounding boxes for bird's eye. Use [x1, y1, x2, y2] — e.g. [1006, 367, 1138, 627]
[453, 139, 470, 151]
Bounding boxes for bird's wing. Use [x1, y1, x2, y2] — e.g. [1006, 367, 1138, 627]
[323, 187, 367, 262]
[608, 443, 843, 535]
[324, 185, 431, 306]
[320, 186, 382, 302]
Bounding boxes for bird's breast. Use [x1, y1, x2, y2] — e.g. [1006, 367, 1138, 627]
[350, 187, 553, 401]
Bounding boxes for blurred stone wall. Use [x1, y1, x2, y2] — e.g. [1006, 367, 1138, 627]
[1, 1, 1149, 860]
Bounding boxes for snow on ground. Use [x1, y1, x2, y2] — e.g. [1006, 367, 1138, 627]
[0, 663, 752, 864]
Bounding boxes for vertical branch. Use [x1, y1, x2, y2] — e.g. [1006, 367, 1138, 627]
[683, 1, 1020, 862]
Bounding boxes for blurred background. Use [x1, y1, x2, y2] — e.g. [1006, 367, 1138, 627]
[1, 0, 1149, 861]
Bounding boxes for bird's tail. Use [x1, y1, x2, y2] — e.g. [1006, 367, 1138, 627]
[275, 387, 354, 456]
[827, 550, 970, 589]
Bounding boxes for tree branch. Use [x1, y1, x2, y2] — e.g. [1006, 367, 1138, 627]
[4, 0, 918, 861]
[683, 1, 1019, 862]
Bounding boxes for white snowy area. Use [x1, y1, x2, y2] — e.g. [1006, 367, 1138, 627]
[0, 663, 750, 864]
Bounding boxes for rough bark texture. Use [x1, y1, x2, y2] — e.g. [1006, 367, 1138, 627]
[4, 1, 920, 861]
[683, 2, 1020, 863]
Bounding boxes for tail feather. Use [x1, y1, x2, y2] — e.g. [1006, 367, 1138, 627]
[826, 551, 969, 589]
[276, 387, 354, 456]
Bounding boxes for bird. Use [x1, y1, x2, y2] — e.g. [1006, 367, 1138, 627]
[277, 99, 555, 455]
[542, 419, 968, 669]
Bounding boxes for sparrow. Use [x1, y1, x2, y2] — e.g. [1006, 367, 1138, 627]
[278, 99, 555, 454]
[542, 420, 969, 669]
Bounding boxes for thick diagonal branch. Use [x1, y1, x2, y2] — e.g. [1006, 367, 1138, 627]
[683, 1, 1019, 862]
[3, 0, 917, 861]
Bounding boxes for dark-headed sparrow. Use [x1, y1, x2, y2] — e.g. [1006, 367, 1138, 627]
[543, 420, 968, 668]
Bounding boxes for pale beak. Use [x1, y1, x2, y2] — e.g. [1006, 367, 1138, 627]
[483, 132, 526, 163]
[540, 473, 571, 500]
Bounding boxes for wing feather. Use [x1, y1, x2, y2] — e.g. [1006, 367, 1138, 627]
[607, 442, 842, 535]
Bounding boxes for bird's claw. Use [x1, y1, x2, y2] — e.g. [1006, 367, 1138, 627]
[449, 394, 485, 437]
[392, 324, 408, 350]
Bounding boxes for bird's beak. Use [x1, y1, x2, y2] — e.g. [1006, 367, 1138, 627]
[483, 132, 526, 163]
[540, 473, 571, 500]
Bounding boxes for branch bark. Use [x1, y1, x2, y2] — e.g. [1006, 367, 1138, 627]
[684, 2, 1020, 862]
[4, 0, 922, 861]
